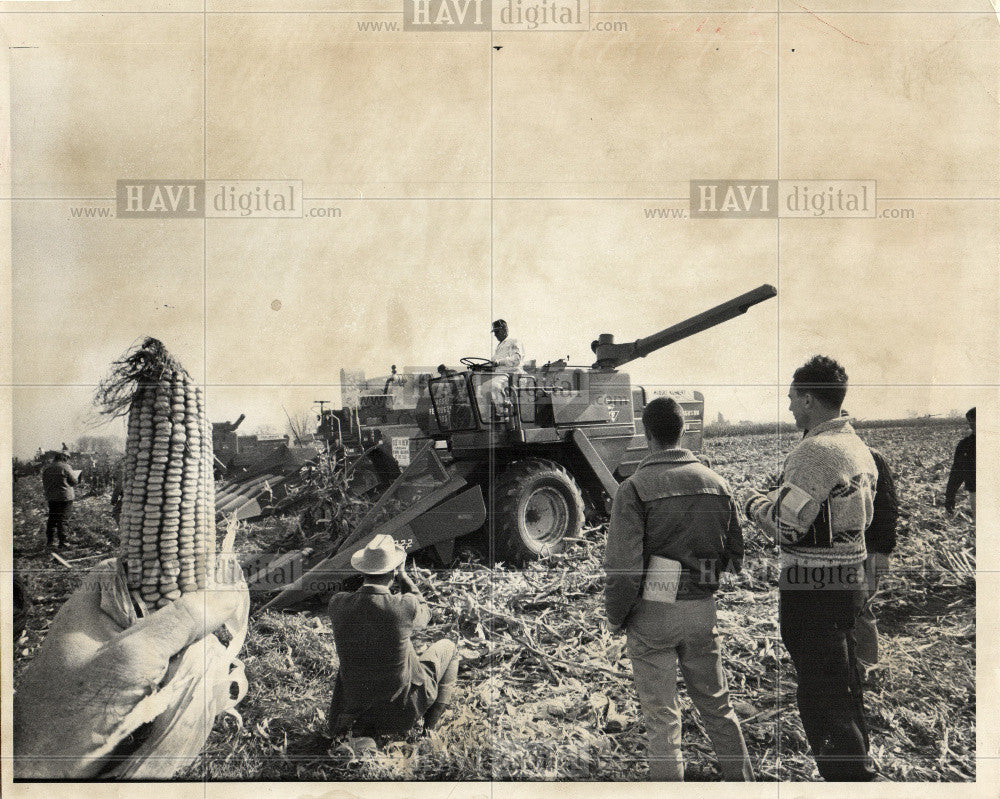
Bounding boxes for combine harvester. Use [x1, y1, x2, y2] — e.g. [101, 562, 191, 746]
[211, 414, 318, 522]
[251, 284, 777, 612]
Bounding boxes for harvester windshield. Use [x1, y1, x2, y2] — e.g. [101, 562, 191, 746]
[429, 374, 477, 429]
[430, 370, 518, 430]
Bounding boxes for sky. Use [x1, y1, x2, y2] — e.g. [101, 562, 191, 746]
[5, 10, 998, 457]
[9, 207, 994, 456]
[10, 203, 995, 456]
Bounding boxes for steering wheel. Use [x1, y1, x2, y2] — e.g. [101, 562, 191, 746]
[460, 356, 496, 371]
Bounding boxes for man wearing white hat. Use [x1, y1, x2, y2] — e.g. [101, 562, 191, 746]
[327, 534, 460, 738]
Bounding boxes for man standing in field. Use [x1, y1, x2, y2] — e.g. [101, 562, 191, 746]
[945, 407, 975, 520]
[604, 397, 753, 781]
[856, 445, 898, 674]
[742, 356, 878, 781]
[832, 411, 899, 675]
[41, 452, 78, 549]
[327, 535, 460, 739]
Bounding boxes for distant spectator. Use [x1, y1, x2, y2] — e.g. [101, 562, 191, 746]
[110, 465, 125, 524]
[945, 408, 975, 519]
[85, 455, 98, 492]
[41, 452, 78, 549]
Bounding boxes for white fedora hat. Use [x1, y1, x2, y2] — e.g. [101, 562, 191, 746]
[351, 534, 406, 575]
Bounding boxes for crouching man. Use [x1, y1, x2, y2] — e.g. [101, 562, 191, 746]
[604, 397, 754, 781]
[328, 535, 460, 738]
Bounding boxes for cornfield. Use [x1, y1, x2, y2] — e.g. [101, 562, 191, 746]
[12, 421, 974, 781]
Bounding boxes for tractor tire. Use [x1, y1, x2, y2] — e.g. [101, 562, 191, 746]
[493, 459, 585, 564]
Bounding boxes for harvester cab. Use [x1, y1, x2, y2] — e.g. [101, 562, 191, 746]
[257, 284, 776, 612]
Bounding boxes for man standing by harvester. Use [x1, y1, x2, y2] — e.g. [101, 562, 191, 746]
[604, 397, 753, 781]
[41, 451, 78, 549]
[742, 356, 878, 781]
[327, 535, 460, 739]
[491, 318, 522, 373]
[945, 407, 975, 519]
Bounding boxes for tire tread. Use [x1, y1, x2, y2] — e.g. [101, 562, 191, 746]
[492, 458, 585, 564]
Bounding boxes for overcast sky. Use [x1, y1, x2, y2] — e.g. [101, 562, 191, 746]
[10, 206, 994, 457]
[7, 11, 998, 456]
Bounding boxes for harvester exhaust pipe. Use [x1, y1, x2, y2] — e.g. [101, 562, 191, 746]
[591, 283, 777, 370]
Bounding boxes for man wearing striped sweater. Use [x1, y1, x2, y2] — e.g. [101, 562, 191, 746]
[741, 356, 878, 781]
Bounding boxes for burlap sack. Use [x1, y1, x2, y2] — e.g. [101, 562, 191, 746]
[103, 550, 250, 778]
[14, 532, 249, 779]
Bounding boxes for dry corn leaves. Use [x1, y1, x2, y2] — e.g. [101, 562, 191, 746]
[13, 421, 975, 780]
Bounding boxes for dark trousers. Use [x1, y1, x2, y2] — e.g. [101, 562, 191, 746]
[45, 500, 73, 545]
[329, 640, 460, 738]
[779, 586, 875, 781]
[420, 639, 460, 713]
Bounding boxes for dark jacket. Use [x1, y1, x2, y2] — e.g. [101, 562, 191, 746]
[604, 449, 744, 627]
[945, 433, 975, 510]
[42, 461, 78, 502]
[865, 448, 899, 555]
[327, 584, 432, 736]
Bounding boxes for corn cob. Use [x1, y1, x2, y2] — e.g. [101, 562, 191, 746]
[98, 339, 215, 609]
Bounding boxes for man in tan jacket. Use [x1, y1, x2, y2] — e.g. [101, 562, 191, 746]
[604, 397, 752, 781]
